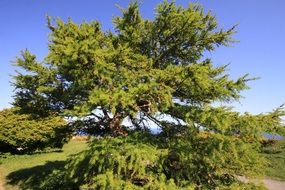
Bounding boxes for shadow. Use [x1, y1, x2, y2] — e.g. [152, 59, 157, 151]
[6, 160, 79, 190]
[26, 149, 63, 155]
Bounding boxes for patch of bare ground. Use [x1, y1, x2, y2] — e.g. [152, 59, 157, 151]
[0, 180, 4, 190]
[238, 176, 285, 190]
[263, 178, 285, 190]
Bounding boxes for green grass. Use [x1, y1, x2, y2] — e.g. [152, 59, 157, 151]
[0, 139, 88, 190]
[261, 140, 285, 181]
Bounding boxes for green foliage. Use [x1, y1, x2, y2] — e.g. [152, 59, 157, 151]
[61, 134, 167, 189]
[39, 133, 196, 189]
[11, 0, 285, 188]
[37, 133, 266, 189]
[261, 141, 282, 154]
[13, 1, 247, 134]
[0, 108, 71, 152]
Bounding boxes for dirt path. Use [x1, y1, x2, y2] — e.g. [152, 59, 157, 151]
[263, 178, 285, 190]
[238, 176, 285, 190]
[0, 180, 4, 190]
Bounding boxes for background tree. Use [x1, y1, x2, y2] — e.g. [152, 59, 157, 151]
[12, 1, 284, 189]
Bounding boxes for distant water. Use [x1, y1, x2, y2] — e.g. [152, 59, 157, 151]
[152, 130, 284, 141]
[263, 133, 284, 140]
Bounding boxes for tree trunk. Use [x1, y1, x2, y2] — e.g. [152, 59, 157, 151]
[109, 112, 127, 136]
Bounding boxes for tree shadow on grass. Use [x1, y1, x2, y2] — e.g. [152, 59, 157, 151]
[6, 160, 79, 190]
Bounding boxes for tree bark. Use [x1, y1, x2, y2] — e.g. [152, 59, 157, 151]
[109, 112, 127, 136]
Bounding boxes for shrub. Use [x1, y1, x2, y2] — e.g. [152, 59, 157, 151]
[0, 108, 72, 153]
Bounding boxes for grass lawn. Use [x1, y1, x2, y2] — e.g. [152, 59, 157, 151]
[0, 139, 88, 190]
[262, 140, 285, 181]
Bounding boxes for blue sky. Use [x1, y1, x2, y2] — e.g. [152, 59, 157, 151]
[0, 0, 284, 114]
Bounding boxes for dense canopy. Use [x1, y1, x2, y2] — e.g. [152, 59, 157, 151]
[14, 2, 248, 135]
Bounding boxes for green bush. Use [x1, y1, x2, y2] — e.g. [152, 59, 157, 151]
[262, 145, 282, 154]
[0, 108, 72, 153]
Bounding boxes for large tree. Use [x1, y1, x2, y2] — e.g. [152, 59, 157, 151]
[12, 1, 284, 189]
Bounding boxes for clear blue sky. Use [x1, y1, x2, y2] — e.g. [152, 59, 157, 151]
[0, 0, 284, 114]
